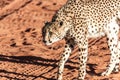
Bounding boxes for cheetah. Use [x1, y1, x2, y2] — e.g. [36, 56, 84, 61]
[42, 0, 120, 80]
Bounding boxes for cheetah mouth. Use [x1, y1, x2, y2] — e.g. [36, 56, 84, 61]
[46, 38, 64, 46]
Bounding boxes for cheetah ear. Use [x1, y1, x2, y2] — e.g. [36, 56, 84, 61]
[44, 21, 49, 26]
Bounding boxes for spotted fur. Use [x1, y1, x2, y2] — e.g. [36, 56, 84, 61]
[42, 0, 120, 80]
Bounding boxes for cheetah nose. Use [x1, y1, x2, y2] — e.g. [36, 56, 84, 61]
[43, 40, 46, 43]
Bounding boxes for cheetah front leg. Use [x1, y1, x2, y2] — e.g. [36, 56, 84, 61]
[57, 38, 75, 80]
[73, 18, 88, 80]
[77, 36, 88, 80]
[101, 19, 119, 76]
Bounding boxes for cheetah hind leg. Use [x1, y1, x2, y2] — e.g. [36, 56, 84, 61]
[101, 20, 119, 76]
[113, 41, 120, 72]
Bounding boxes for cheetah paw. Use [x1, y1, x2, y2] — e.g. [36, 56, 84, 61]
[101, 71, 110, 76]
[113, 68, 119, 73]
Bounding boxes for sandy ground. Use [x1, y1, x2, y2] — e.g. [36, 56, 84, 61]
[0, 0, 120, 80]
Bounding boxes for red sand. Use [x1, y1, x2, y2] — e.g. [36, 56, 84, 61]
[0, 0, 120, 80]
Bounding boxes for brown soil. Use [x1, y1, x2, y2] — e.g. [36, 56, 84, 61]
[0, 0, 120, 80]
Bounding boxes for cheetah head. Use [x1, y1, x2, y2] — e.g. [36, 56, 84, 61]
[42, 15, 71, 45]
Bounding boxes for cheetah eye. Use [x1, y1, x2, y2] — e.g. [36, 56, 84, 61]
[60, 21, 63, 26]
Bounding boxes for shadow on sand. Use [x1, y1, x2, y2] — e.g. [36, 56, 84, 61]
[0, 54, 98, 80]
